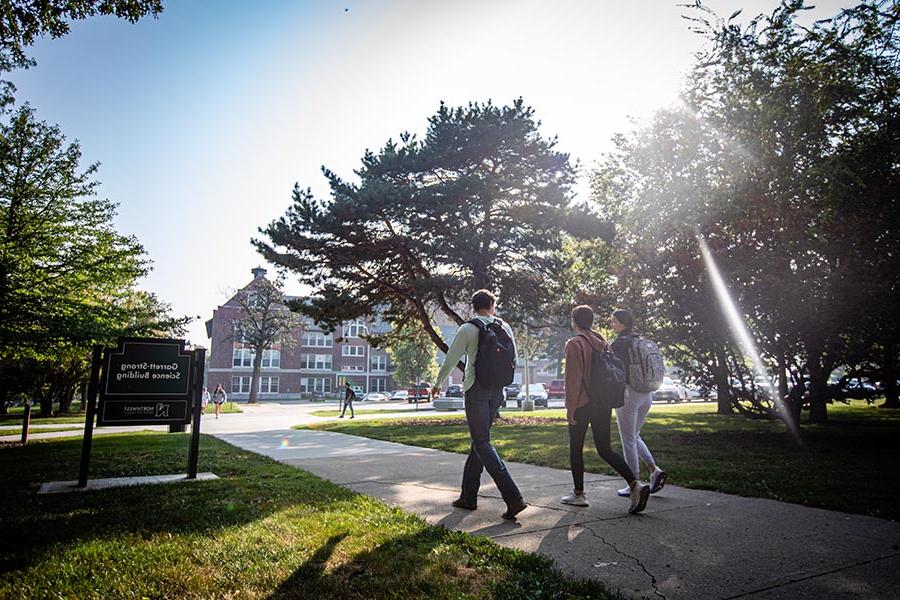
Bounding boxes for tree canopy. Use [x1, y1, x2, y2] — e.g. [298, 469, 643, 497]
[255, 99, 611, 352]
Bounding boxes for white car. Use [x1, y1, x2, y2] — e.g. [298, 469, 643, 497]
[390, 390, 409, 401]
[362, 392, 389, 402]
[653, 377, 687, 403]
[517, 383, 549, 407]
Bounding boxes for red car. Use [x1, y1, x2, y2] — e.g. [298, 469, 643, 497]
[407, 382, 432, 403]
[548, 379, 566, 399]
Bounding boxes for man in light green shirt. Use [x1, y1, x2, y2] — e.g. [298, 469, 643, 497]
[430, 289, 527, 520]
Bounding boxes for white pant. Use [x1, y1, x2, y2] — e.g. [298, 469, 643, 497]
[615, 386, 656, 477]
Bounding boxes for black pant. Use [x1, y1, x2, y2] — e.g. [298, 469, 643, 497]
[569, 401, 635, 491]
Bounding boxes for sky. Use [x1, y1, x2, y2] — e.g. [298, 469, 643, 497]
[7, 0, 853, 345]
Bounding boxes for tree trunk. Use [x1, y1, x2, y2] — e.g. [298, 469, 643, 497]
[880, 341, 899, 409]
[58, 385, 74, 414]
[248, 347, 264, 404]
[714, 345, 732, 414]
[0, 377, 7, 415]
[38, 390, 53, 417]
[807, 352, 828, 424]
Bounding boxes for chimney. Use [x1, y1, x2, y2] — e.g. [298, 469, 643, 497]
[251, 266, 267, 279]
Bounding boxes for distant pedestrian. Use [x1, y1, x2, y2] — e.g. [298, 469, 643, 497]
[200, 386, 211, 416]
[431, 289, 527, 521]
[560, 305, 650, 514]
[610, 309, 667, 497]
[212, 384, 227, 420]
[340, 382, 356, 419]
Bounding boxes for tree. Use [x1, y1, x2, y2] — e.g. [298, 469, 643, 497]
[255, 99, 611, 354]
[0, 105, 189, 415]
[592, 0, 900, 423]
[0, 0, 163, 109]
[232, 278, 299, 404]
[387, 324, 437, 387]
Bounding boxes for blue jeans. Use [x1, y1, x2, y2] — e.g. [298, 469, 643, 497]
[340, 398, 354, 417]
[460, 382, 523, 506]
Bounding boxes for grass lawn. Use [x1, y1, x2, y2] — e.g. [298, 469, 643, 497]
[0, 432, 616, 599]
[0, 413, 87, 425]
[206, 401, 242, 414]
[0, 426, 81, 436]
[311, 406, 430, 417]
[306, 401, 900, 521]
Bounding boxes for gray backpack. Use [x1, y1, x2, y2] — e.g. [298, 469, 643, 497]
[627, 336, 666, 393]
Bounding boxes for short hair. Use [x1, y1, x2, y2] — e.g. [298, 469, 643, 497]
[472, 289, 497, 312]
[571, 305, 594, 331]
[612, 309, 634, 329]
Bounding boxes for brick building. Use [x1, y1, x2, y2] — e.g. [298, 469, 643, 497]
[205, 267, 396, 400]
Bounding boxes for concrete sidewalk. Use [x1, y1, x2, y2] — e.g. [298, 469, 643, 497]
[216, 428, 900, 600]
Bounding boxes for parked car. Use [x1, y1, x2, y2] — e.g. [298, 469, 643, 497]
[842, 378, 878, 398]
[446, 384, 464, 398]
[547, 379, 565, 399]
[362, 392, 389, 402]
[504, 383, 521, 401]
[517, 383, 549, 407]
[390, 390, 409, 402]
[350, 385, 364, 398]
[653, 377, 687, 403]
[407, 382, 432, 403]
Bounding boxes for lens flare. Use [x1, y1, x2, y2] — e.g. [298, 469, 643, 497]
[698, 236, 800, 441]
[279, 437, 290, 449]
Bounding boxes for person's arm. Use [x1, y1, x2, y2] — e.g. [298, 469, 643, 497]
[503, 321, 518, 366]
[432, 325, 470, 396]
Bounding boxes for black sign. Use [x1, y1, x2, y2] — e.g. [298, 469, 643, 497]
[97, 338, 195, 426]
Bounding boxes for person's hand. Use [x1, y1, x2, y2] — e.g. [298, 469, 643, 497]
[431, 385, 441, 398]
[567, 415, 577, 426]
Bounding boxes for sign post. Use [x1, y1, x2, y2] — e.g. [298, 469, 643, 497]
[187, 347, 205, 478]
[78, 346, 103, 487]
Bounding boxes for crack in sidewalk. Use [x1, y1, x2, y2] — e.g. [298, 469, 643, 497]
[720, 551, 900, 599]
[580, 522, 667, 600]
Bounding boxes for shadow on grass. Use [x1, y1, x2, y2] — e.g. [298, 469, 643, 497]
[267, 527, 615, 600]
[0, 433, 357, 574]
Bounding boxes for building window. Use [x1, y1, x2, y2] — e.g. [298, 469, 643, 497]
[301, 354, 333, 370]
[232, 346, 254, 367]
[342, 345, 364, 357]
[371, 355, 387, 372]
[301, 377, 333, 393]
[261, 349, 281, 368]
[342, 365, 364, 372]
[259, 376, 279, 394]
[302, 331, 333, 347]
[371, 378, 386, 392]
[342, 321, 366, 338]
[231, 376, 251, 394]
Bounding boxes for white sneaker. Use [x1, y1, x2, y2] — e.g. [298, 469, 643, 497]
[628, 483, 650, 514]
[616, 486, 631, 498]
[560, 491, 589, 506]
[650, 469, 667, 494]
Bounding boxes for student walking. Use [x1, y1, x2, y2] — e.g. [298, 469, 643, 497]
[431, 289, 528, 520]
[340, 382, 356, 419]
[200, 386, 211, 416]
[212, 384, 227, 420]
[560, 305, 650, 514]
[610, 309, 667, 497]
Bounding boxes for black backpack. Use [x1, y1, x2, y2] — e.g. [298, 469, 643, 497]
[468, 318, 516, 388]
[580, 336, 626, 408]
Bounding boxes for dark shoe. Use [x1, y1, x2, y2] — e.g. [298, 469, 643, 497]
[338, 415, 344, 419]
[502, 500, 528, 520]
[349, 415, 354, 419]
[452, 498, 477, 510]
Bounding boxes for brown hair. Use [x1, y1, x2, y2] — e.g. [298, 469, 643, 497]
[612, 309, 634, 330]
[571, 305, 594, 331]
[472, 289, 497, 312]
